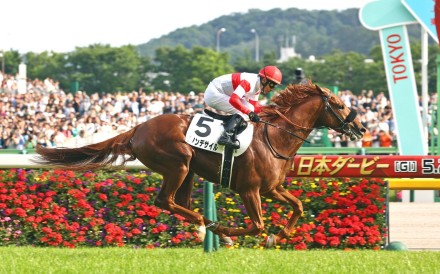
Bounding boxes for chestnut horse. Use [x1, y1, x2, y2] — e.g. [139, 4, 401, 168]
[34, 82, 365, 247]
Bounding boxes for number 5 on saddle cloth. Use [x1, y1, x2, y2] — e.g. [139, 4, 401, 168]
[185, 111, 254, 188]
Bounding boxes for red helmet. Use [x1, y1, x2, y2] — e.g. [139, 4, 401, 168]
[259, 66, 282, 85]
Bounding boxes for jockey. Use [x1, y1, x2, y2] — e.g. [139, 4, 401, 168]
[204, 65, 282, 149]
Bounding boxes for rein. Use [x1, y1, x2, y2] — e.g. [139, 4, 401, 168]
[274, 109, 310, 130]
[260, 110, 311, 161]
[263, 123, 294, 160]
[260, 91, 356, 161]
[260, 120, 310, 143]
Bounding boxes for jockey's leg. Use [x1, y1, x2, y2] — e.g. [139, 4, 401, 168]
[218, 114, 247, 149]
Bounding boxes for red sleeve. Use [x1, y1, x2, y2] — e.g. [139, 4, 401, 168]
[229, 93, 251, 114]
[249, 100, 263, 113]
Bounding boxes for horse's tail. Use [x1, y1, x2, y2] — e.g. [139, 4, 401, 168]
[34, 125, 139, 171]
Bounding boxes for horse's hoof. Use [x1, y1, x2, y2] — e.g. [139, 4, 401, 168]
[197, 225, 206, 241]
[265, 234, 276, 248]
[221, 236, 234, 247]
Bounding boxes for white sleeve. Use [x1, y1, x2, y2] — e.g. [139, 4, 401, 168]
[249, 92, 260, 101]
[233, 85, 246, 98]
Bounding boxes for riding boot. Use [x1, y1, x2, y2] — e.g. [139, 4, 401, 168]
[218, 114, 246, 149]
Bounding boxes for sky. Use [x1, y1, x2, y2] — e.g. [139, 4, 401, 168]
[2, 0, 371, 53]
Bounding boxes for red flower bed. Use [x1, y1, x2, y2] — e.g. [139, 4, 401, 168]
[0, 169, 386, 249]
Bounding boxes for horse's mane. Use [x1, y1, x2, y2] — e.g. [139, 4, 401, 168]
[260, 80, 330, 120]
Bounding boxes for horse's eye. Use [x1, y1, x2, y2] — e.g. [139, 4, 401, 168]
[338, 105, 345, 110]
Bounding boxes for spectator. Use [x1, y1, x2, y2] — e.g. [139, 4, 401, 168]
[377, 116, 390, 133]
[333, 133, 342, 148]
[361, 129, 373, 147]
[11, 130, 26, 150]
[378, 130, 393, 147]
[371, 128, 381, 147]
[52, 127, 67, 147]
[0, 131, 11, 148]
[37, 132, 53, 148]
[73, 129, 87, 147]
[193, 98, 205, 114]
[187, 91, 196, 105]
[25, 134, 37, 149]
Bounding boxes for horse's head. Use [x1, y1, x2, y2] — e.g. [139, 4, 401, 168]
[263, 81, 365, 142]
[313, 84, 366, 140]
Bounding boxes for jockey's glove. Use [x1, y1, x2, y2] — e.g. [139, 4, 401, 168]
[248, 111, 260, 122]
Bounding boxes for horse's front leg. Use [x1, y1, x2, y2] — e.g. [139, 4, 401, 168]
[174, 171, 194, 210]
[208, 189, 265, 238]
[263, 185, 303, 248]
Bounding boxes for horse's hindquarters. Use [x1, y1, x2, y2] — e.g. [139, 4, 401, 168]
[131, 114, 192, 172]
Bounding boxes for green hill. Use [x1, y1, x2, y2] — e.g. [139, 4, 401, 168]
[138, 8, 371, 60]
[137, 8, 424, 61]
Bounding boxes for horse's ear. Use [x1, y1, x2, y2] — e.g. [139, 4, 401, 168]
[315, 84, 323, 93]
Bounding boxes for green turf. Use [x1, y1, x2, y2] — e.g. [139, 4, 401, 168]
[0, 247, 438, 274]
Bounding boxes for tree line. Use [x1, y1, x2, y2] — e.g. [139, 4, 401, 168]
[138, 8, 382, 61]
[2, 42, 439, 96]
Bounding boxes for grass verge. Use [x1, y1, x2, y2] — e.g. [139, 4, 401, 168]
[0, 247, 439, 274]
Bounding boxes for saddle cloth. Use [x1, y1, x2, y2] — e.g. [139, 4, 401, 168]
[185, 113, 253, 156]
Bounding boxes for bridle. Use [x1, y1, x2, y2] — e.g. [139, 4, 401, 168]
[262, 92, 357, 160]
[318, 94, 357, 137]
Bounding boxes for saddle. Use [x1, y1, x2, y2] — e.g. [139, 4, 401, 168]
[204, 109, 248, 136]
[203, 109, 231, 121]
[184, 110, 254, 188]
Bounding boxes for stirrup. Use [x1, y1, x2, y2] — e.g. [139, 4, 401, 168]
[218, 135, 240, 149]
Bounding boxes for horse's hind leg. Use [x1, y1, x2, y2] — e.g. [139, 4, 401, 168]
[172, 171, 232, 244]
[209, 189, 265, 238]
[154, 166, 208, 240]
[154, 166, 203, 223]
[263, 185, 303, 247]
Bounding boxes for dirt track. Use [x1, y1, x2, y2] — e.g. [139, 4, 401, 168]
[389, 202, 440, 250]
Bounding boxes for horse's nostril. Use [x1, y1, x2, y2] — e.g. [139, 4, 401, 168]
[360, 128, 367, 134]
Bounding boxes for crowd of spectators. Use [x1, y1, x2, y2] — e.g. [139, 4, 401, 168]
[0, 71, 437, 151]
[328, 89, 437, 148]
[0, 72, 204, 150]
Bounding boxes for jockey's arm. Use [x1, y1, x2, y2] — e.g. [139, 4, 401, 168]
[229, 93, 251, 114]
[228, 81, 252, 114]
[249, 99, 262, 114]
